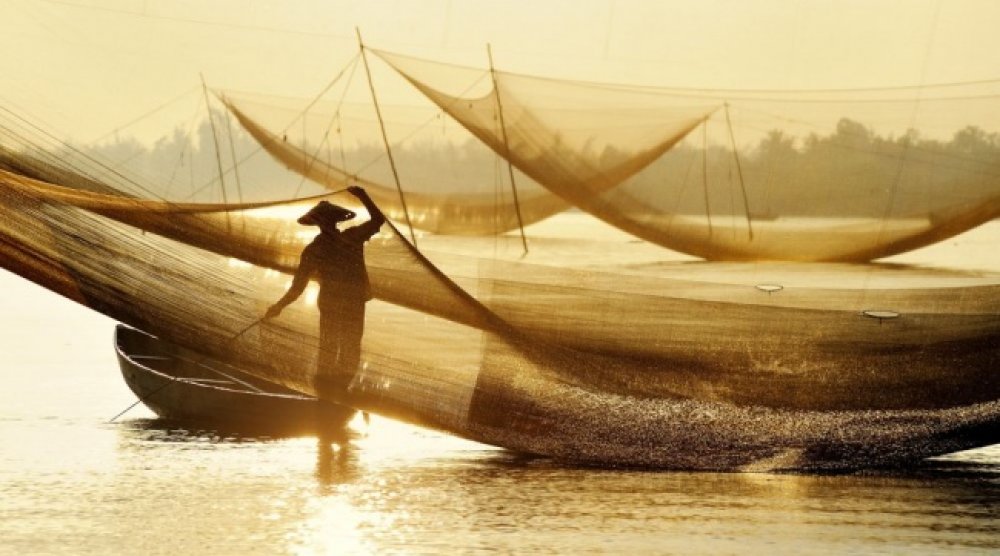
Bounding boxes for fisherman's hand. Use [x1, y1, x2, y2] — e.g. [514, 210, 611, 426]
[347, 185, 367, 198]
[263, 305, 282, 320]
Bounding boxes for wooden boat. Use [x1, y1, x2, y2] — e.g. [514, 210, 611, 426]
[114, 324, 355, 434]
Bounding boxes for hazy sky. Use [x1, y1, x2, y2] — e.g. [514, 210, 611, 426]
[2, 0, 999, 143]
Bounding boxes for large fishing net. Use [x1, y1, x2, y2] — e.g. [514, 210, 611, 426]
[368, 49, 1000, 262]
[221, 92, 572, 236]
[2, 162, 1000, 471]
[1, 62, 1000, 470]
[219, 49, 717, 239]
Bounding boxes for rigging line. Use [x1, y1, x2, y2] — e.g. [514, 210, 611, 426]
[336, 113, 349, 179]
[0, 110, 148, 191]
[181, 53, 361, 203]
[165, 95, 206, 198]
[873, 0, 943, 255]
[292, 114, 309, 198]
[222, 110, 244, 206]
[331, 56, 362, 173]
[348, 71, 491, 177]
[200, 73, 231, 231]
[371, 48, 1000, 95]
[357, 27, 418, 247]
[555, 82, 1000, 102]
[107, 316, 267, 423]
[724, 103, 753, 240]
[640, 91, 1000, 104]
[292, 56, 362, 199]
[0, 106, 171, 200]
[0, 104, 227, 205]
[89, 85, 200, 144]
[661, 121, 702, 236]
[702, 117, 713, 238]
[107, 376, 176, 423]
[493, 146, 501, 255]
[0, 130, 134, 193]
[249, 52, 362, 137]
[169, 355, 266, 393]
[487, 43, 528, 256]
[290, 130, 332, 200]
[0, 109, 349, 273]
[856, 1, 944, 308]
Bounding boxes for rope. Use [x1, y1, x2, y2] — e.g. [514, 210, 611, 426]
[180, 53, 361, 203]
[702, 117, 712, 237]
[89, 86, 199, 145]
[357, 28, 418, 247]
[107, 317, 266, 423]
[724, 103, 753, 240]
[222, 110, 245, 211]
[487, 43, 528, 255]
[290, 56, 361, 199]
[200, 74, 231, 231]
[370, 48, 1000, 96]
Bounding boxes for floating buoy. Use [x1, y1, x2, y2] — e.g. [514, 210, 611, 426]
[755, 284, 783, 294]
[862, 309, 900, 324]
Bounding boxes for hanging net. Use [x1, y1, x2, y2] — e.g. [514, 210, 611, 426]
[220, 45, 717, 239]
[374, 50, 1000, 262]
[1, 156, 1000, 471]
[1, 76, 1000, 471]
[220, 92, 572, 236]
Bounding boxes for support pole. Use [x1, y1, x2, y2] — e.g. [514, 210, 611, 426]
[487, 43, 528, 255]
[221, 98, 246, 231]
[724, 103, 753, 240]
[200, 73, 231, 232]
[356, 28, 417, 246]
[701, 117, 713, 238]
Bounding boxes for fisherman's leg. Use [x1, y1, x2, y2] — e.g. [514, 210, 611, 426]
[338, 301, 366, 378]
[314, 308, 341, 400]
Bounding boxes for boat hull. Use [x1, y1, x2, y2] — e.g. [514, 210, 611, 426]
[115, 325, 355, 435]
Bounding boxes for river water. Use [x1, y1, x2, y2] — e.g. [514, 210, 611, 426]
[2, 221, 1000, 554]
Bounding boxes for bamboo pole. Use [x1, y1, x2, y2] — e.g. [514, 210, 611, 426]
[487, 43, 528, 255]
[220, 99, 246, 231]
[724, 103, 753, 240]
[200, 73, 231, 232]
[356, 28, 417, 246]
[701, 117, 713, 238]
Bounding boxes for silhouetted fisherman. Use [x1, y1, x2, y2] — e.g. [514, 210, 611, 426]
[264, 186, 385, 397]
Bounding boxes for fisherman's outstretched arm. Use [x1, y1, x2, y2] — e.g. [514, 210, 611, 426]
[264, 255, 314, 319]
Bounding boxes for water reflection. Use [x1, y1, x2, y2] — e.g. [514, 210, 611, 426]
[315, 427, 361, 488]
[105, 417, 1000, 555]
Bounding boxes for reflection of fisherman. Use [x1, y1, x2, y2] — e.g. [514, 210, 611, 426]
[263, 186, 385, 393]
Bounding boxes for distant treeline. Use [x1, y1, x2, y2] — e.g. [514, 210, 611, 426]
[82, 113, 1000, 217]
[629, 118, 1000, 218]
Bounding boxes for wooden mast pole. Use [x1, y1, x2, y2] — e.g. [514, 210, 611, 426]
[220, 94, 246, 231]
[487, 43, 529, 255]
[701, 117, 713, 238]
[724, 102, 753, 240]
[356, 28, 417, 246]
[200, 73, 231, 232]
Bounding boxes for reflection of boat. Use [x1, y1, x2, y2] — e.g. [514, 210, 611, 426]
[114, 325, 355, 434]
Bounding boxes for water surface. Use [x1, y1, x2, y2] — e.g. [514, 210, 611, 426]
[2, 223, 1000, 554]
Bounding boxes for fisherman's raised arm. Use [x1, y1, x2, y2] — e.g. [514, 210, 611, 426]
[347, 185, 386, 239]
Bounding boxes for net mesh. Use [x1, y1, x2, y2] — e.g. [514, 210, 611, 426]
[1, 162, 999, 470]
[374, 50, 1000, 262]
[221, 91, 570, 235]
[1, 63, 1000, 470]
